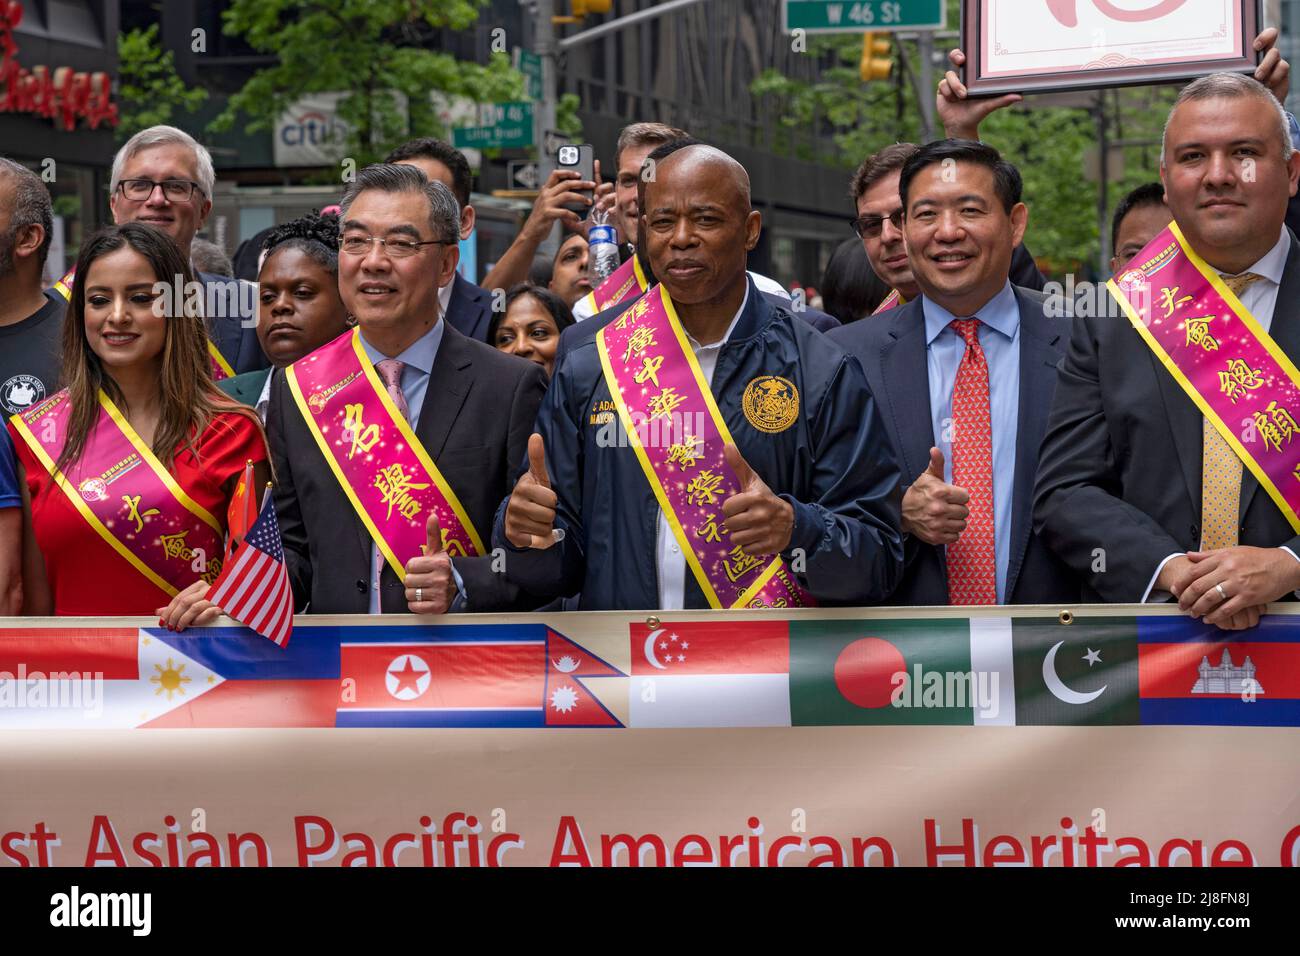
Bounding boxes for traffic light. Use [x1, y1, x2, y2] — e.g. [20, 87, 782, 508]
[860, 32, 893, 83]
[556, 0, 611, 23]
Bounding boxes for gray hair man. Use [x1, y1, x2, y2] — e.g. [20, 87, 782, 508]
[98, 125, 265, 373]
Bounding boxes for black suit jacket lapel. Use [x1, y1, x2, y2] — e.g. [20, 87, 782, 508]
[1148, 336, 1203, 518]
[1006, 294, 1061, 600]
[416, 322, 472, 460]
[1240, 234, 1300, 519]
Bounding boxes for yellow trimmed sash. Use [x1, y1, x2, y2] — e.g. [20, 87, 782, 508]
[10, 389, 225, 596]
[596, 284, 815, 609]
[1109, 222, 1300, 532]
[285, 328, 484, 580]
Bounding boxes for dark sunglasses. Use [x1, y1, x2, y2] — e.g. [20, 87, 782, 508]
[850, 209, 904, 239]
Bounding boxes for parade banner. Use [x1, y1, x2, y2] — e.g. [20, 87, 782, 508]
[1, 605, 1298, 868]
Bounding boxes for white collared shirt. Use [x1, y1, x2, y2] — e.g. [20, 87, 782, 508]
[438, 276, 454, 319]
[654, 285, 749, 609]
[254, 369, 273, 424]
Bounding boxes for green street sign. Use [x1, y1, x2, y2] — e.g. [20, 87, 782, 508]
[452, 102, 534, 150]
[516, 49, 543, 101]
[782, 0, 945, 33]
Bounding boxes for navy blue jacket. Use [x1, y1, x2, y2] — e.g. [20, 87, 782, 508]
[444, 274, 493, 342]
[492, 279, 904, 609]
[200, 271, 269, 374]
[828, 287, 1079, 606]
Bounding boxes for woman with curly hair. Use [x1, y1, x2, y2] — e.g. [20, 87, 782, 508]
[7, 223, 270, 617]
[219, 210, 351, 420]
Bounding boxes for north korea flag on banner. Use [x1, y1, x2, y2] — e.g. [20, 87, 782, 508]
[336, 624, 622, 727]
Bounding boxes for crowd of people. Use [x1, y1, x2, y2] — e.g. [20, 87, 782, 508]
[2, 32, 1299, 634]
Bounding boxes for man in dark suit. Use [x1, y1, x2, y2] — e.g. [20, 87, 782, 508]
[269, 164, 547, 614]
[387, 139, 493, 341]
[832, 140, 1075, 606]
[1035, 73, 1300, 630]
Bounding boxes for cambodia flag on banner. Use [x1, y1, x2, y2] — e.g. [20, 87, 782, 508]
[1137, 616, 1300, 726]
[336, 624, 622, 727]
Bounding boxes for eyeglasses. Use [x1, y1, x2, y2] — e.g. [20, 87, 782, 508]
[850, 209, 905, 239]
[339, 235, 452, 258]
[117, 179, 204, 202]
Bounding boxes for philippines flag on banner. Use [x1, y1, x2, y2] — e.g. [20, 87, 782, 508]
[1137, 616, 1300, 726]
[206, 492, 294, 647]
[0, 626, 341, 728]
[336, 624, 623, 727]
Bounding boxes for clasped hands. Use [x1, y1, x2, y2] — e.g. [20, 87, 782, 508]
[1158, 547, 1300, 631]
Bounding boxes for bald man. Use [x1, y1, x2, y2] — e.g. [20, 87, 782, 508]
[493, 144, 903, 609]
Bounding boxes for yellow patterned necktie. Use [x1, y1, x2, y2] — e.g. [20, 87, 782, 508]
[1200, 272, 1264, 549]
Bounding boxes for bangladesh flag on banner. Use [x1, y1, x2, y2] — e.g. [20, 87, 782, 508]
[789, 618, 1014, 726]
[1011, 617, 1140, 725]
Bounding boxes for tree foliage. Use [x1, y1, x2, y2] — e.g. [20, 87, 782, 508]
[212, 0, 530, 166]
[116, 24, 208, 142]
[749, 13, 1175, 271]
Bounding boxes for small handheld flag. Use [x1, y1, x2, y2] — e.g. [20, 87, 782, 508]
[206, 487, 294, 648]
[225, 459, 257, 563]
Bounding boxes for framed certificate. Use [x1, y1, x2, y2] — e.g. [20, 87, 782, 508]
[961, 0, 1263, 95]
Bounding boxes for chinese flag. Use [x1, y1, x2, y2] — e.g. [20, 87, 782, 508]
[225, 460, 257, 562]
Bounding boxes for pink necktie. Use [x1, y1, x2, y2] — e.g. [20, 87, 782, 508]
[375, 359, 408, 420]
[945, 318, 997, 605]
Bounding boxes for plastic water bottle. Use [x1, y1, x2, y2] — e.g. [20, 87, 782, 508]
[587, 206, 620, 284]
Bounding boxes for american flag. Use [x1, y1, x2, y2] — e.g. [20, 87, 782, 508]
[205, 491, 294, 647]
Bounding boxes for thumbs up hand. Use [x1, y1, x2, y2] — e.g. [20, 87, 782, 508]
[405, 513, 455, 614]
[721, 443, 795, 556]
[504, 433, 561, 550]
[901, 446, 970, 546]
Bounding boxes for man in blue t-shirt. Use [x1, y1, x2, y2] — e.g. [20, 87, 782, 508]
[0, 427, 22, 614]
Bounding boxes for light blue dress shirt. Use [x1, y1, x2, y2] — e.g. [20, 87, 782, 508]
[922, 281, 1020, 604]
[357, 320, 462, 613]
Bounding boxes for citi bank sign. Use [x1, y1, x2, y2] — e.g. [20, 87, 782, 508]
[280, 110, 346, 149]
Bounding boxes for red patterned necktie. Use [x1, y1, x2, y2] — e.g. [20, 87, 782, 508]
[375, 358, 409, 420]
[945, 318, 997, 605]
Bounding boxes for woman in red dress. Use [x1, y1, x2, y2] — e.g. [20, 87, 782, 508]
[9, 223, 270, 617]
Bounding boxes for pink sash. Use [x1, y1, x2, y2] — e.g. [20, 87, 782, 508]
[596, 284, 816, 609]
[872, 288, 904, 315]
[1109, 222, 1300, 532]
[579, 255, 648, 317]
[10, 389, 225, 596]
[285, 328, 484, 578]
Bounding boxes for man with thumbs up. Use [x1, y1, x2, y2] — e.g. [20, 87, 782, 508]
[830, 140, 1077, 606]
[495, 143, 904, 610]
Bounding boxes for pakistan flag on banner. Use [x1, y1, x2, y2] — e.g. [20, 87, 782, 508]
[1011, 617, 1140, 725]
[789, 618, 992, 725]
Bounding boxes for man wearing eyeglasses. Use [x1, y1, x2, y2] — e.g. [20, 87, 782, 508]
[52, 125, 268, 375]
[267, 163, 547, 615]
[829, 140, 1076, 607]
